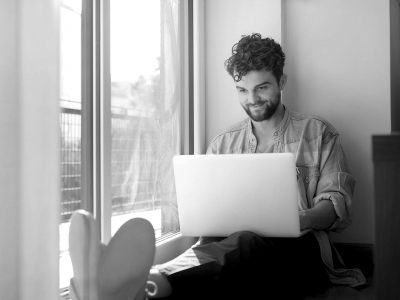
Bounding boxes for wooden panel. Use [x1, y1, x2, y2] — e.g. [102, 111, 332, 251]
[391, 0, 400, 131]
[373, 134, 400, 161]
[373, 134, 400, 299]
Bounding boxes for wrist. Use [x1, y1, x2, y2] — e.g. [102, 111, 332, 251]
[299, 210, 312, 231]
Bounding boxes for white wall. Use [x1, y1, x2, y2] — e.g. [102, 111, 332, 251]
[283, 0, 391, 244]
[204, 0, 282, 143]
[204, 0, 391, 244]
[0, 0, 60, 298]
[0, 1, 20, 299]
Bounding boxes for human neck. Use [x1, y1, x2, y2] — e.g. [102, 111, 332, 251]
[251, 104, 285, 141]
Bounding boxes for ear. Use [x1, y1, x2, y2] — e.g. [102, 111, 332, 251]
[279, 73, 287, 91]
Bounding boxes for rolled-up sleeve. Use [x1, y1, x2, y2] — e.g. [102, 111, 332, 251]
[313, 132, 355, 232]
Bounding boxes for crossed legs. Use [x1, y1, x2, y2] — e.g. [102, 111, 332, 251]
[153, 231, 330, 299]
[70, 212, 329, 300]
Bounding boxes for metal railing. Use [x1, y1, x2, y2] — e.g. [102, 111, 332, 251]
[60, 107, 161, 222]
[60, 107, 82, 221]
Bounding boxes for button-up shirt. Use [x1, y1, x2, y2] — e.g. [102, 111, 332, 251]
[206, 105, 354, 232]
[205, 106, 366, 286]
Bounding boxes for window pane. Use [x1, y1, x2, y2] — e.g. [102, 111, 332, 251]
[59, 0, 82, 291]
[110, 0, 181, 238]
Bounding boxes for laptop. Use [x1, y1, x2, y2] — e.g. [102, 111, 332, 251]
[173, 153, 306, 238]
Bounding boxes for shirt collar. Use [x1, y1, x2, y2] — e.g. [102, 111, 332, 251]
[274, 104, 290, 138]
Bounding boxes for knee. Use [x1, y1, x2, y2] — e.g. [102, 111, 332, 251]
[229, 230, 260, 242]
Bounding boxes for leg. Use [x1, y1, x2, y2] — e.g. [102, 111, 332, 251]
[154, 231, 283, 299]
[153, 231, 330, 299]
[272, 233, 331, 297]
[214, 231, 330, 299]
[152, 237, 227, 299]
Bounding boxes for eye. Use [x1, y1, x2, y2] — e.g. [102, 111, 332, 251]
[257, 85, 268, 91]
[237, 88, 247, 94]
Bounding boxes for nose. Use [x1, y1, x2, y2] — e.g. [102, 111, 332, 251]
[247, 91, 260, 104]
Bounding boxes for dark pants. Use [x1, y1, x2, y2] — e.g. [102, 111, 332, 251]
[157, 231, 330, 299]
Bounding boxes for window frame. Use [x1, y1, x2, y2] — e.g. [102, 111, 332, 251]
[92, 0, 196, 244]
[59, 0, 203, 295]
[81, 0, 94, 215]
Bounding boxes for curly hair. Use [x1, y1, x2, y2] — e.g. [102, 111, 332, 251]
[225, 33, 285, 82]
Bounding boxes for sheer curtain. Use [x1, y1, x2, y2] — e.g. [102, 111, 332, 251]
[159, 0, 182, 234]
[110, 0, 182, 237]
[0, 0, 60, 298]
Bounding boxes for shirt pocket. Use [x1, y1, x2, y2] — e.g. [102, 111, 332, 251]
[296, 165, 320, 209]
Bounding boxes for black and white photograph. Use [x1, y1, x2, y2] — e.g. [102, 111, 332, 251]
[1, 0, 399, 299]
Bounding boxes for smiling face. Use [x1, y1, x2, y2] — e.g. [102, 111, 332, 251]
[235, 69, 286, 122]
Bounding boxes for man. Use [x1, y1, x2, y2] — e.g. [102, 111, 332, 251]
[69, 33, 365, 300]
[147, 33, 365, 299]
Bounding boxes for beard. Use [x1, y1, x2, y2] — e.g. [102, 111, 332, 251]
[241, 93, 281, 122]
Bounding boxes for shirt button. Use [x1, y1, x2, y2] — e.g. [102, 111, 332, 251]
[305, 176, 310, 183]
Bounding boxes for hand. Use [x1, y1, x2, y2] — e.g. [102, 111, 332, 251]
[299, 200, 337, 231]
[299, 210, 311, 231]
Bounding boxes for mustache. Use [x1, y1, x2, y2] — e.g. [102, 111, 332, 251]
[248, 101, 268, 107]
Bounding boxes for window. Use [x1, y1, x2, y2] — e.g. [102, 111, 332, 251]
[59, 0, 83, 293]
[108, 0, 183, 238]
[59, 0, 190, 295]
